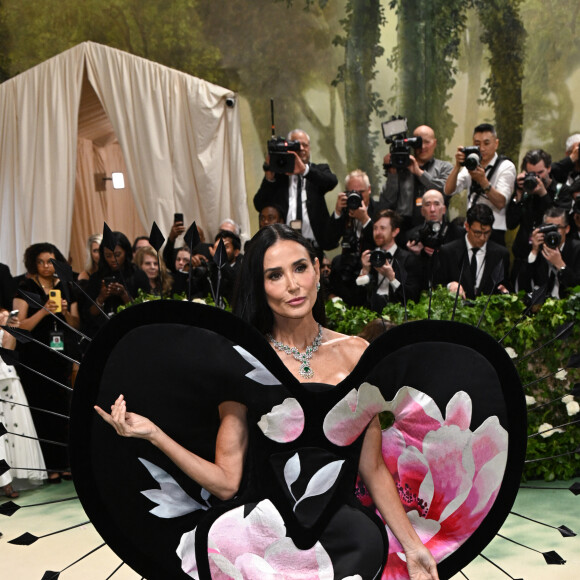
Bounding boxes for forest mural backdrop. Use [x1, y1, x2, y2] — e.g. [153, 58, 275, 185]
[1, 0, 579, 228]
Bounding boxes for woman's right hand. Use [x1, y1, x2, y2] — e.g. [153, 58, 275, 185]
[94, 394, 157, 440]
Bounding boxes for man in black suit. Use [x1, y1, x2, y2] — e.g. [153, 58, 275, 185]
[435, 204, 510, 300]
[525, 206, 580, 298]
[0, 262, 16, 311]
[357, 209, 422, 312]
[253, 129, 338, 248]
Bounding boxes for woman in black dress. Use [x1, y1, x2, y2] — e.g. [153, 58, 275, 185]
[14, 243, 80, 482]
[95, 225, 438, 580]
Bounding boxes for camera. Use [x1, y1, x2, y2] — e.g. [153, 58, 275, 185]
[419, 220, 448, 249]
[369, 249, 392, 268]
[461, 147, 481, 171]
[523, 172, 538, 193]
[266, 136, 301, 174]
[381, 116, 423, 172]
[346, 190, 363, 210]
[538, 223, 561, 249]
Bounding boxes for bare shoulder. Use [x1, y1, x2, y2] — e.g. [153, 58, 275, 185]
[321, 328, 369, 359]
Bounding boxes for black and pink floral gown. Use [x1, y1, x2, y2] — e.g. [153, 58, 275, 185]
[72, 302, 523, 580]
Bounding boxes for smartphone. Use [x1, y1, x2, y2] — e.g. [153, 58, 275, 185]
[49, 289, 62, 313]
[103, 276, 117, 286]
[174, 212, 184, 224]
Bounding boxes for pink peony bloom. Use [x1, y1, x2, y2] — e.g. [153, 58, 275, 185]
[178, 499, 334, 579]
[362, 386, 507, 580]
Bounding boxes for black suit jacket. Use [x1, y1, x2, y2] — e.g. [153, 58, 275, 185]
[366, 246, 422, 312]
[253, 163, 338, 248]
[525, 239, 580, 298]
[434, 238, 510, 299]
[0, 263, 16, 311]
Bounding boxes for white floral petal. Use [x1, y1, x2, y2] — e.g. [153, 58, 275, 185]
[258, 398, 305, 442]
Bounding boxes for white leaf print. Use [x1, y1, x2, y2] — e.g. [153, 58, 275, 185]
[293, 460, 344, 511]
[284, 452, 301, 502]
[138, 457, 207, 518]
[233, 345, 281, 385]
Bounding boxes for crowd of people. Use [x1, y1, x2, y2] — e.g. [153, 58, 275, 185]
[1, 122, 579, 496]
[254, 124, 580, 311]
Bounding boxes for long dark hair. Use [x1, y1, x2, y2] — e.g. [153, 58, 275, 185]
[232, 224, 326, 334]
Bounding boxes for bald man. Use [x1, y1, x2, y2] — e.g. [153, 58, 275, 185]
[379, 125, 453, 238]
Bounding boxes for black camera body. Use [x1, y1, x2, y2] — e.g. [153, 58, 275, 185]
[346, 190, 363, 210]
[389, 136, 423, 170]
[523, 172, 539, 193]
[461, 147, 481, 171]
[419, 220, 448, 249]
[381, 116, 422, 173]
[266, 136, 301, 173]
[369, 249, 392, 268]
[538, 223, 561, 249]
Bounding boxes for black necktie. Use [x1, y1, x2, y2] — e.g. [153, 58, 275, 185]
[296, 175, 303, 221]
[470, 247, 479, 287]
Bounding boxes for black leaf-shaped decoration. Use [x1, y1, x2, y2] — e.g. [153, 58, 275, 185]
[0, 346, 18, 366]
[8, 531, 38, 545]
[0, 500, 20, 516]
[0, 422, 7, 436]
[49, 258, 73, 284]
[148, 222, 165, 252]
[213, 238, 228, 269]
[48, 260, 72, 303]
[102, 222, 116, 251]
[1, 326, 33, 344]
[0, 458, 10, 475]
[570, 482, 580, 495]
[542, 550, 565, 565]
[567, 353, 580, 369]
[184, 221, 201, 251]
[41, 571, 60, 580]
[557, 525, 576, 537]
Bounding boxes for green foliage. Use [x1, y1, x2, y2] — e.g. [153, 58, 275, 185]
[332, 0, 386, 185]
[2, 0, 223, 82]
[475, 0, 525, 163]
[324, 297, 379, 335]
[387, 0, 469, 150]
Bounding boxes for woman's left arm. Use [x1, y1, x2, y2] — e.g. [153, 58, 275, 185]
[359, 416, 439, 580]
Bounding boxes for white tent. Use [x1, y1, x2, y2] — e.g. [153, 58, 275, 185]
[0, 41, 248, 274]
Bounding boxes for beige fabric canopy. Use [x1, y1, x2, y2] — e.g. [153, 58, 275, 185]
[0, 41, 248, 274]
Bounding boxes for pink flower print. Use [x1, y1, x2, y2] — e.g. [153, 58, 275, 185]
[178, 499, 334, 579]
[257, 398, 305, 443]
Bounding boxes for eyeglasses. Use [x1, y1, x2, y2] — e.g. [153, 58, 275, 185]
[470, 229, 492, 238]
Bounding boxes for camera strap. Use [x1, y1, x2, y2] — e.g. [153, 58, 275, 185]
[469, 155, 507, 204]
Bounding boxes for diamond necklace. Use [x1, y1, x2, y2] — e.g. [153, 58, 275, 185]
[267, 324, 323, 379]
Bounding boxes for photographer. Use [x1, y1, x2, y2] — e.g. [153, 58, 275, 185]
[525, 207, 580, 298]
[550, 133, 580, 187]
[445, 123, 516, 246]
[507, 149, 559, 290]
[380, 125, 452, 238]
[325, 170, 377, 306]
[405, 189, 463, 292]
[356, 209, 422, 313]
[253, 129, 338, 248]
[435, 204, 510, 300]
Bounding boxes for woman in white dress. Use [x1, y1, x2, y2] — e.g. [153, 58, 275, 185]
[0, 309, 47, 496]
